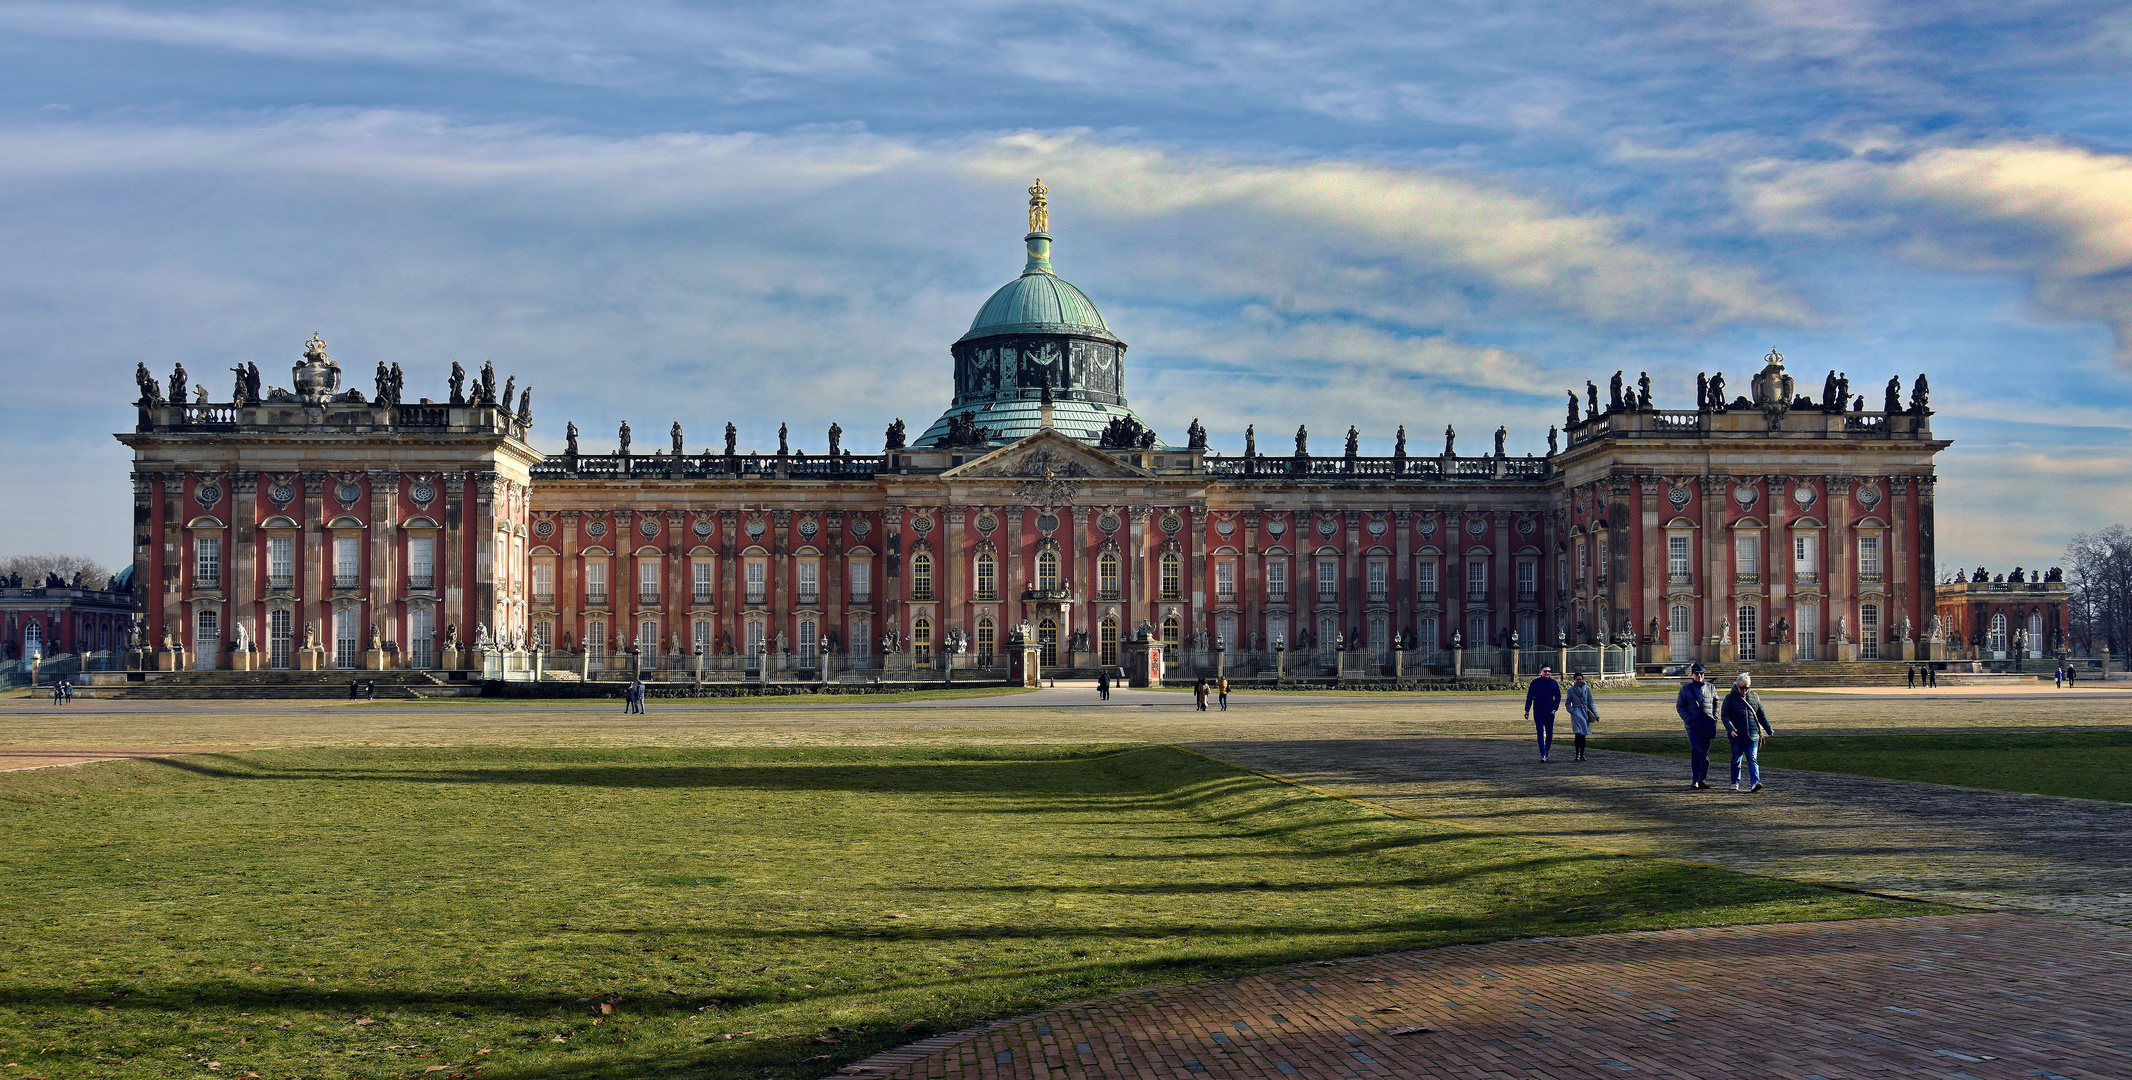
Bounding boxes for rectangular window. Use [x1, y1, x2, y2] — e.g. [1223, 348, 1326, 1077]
[1099, 556, 1120, 600]
[533, 619, 551, 652]
[692, 620, 710, 652]
[1667, 535, 1691, 583]
[693, 561, 714, 604]
[333, 606, 360, 669]
[531, 561, 554, 604]
[745, 560, 767, 604]
[1858, 535, 1883, 583]
[1515, 560, 1535, 601]
[1794, 534, 1819, 584]
[1596, 537, 1609, 583]
[1736, 534, 1760, 583]
[1578, 542, 1589, 584]
[1415, 559, 1437, 600]
[587, 620, 606, 662]
[798, 561, 819, 604]
[409, 606, 435, 668]
[799, 619, 817, 659]
[976, 556, 997, 600]
[333, 536, 360, 588]
[409, 536, 436, 589]
[1160, 556, 1180, 601]
[1466, 560, 1487, 600]
[1266, 558, 1288, 601]
[1367, 559, 1388, 602]
[267, 537, 293, 590]
[911, 556, 933, 601]
[849, 561, 870, 604]
[1417, 616, 1437, 651]
[585, 560, 608, 604]
[1860, 603, 1881, 660]
[1737, 605, 1759, 662]
[194, 537, 221, 588]
[1317, 558, 1338, 603]
[1216, 560, 1236, 601]
[268, 607, 292, 669]
[639, 560, 660, 602]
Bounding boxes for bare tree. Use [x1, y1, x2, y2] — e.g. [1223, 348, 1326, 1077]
[2065, 525, 2132, 655]
[0, 553, 115, 588]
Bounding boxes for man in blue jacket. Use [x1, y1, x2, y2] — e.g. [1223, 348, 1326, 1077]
[1674, 663, 1718, 789]
[1524, 665, 1563, 762]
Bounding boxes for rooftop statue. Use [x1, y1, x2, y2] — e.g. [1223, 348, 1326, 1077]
[170, 363, 190, 405]
[1821, 369, 1838, 411]
[135, 362, 161, 405]
[726, 422, 738, 455]
[1910, 372, 1931, 415]
[1028, 177, 1049, 233]
[1751, 348, 1794, 420]
[1294, 424, 1308, 456]
[1547, 426, 1559, 456]
[1187, 417, 1207, 450]
[1637, 371, 1652, 410]
[1344, 425, 1360, 458]
[1609, 370, 1624, 412]
[778, 422, 790, 455]
[885, 418, 906, 451]
[1244, 424, 1256, 458]
[618, 419, 631, 455]
[449, 361, 467, 406]
[1494, 425, 1507, 457]
[478, 360, 497, 405]
[292, 335, 341, 404]
[565, 421, 579, 457]
[1567, 389, 1581, 428]
[1883, 376, 1901, 415]
[516, 386, 532, 423]
[1586, 380, 1599, 417]
[828, 422, 842, 457]
[1707, 371, 1727, 412]
[1696, 372, 1708, 411]
[1444, 424, 1456, 457]
[1394, 424, 1407, 458]
[671, 421, 684, 456]
[500, 375, 515, 413]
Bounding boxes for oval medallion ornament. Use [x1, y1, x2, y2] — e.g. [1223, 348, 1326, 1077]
[195, 484, 222, 509]
[1466, 516, 1488, 537]
[1216, 517, 1237, 537]
[335, 483, 362, 507]
[1734, 485, 1758, 508]
[1036, 513, 1060, 533]
[1266, 517, 1288, 537]
[850, 518, 871, 538]
[1794, 483, 1816, 507]
[1516, 515, 1535, 537]
[1367, 517, 1388, 538]
[910, 515, 933, 535]
[976, 513, 998, 534]
[1097, 513, 1120, 534]
[640, 517, 660, 538]
[268, 483, 295, 508]
[587, 519, 608, 538]
[533, 519, 554, 539]
[1162, 514, 1183, 536]
[693, 518, 713, 538]
[410, 483, 437, 507]
[746, 517, 766, 539]
[798, 517, 819, 539]
[1668, 486, 1691, 510]
[1316, 517, 1337, 538]
[1418, 516, 1437, 537]
[1858, 484, 1882, 509]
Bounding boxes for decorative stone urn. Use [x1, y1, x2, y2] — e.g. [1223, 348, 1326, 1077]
[293, 334, 342, 404]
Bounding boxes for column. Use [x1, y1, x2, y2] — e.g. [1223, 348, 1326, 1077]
[1344, 510, 1362, 649]
[720, 510, 740, 652]
[1004, 505, 1025, 630]
[370, 471, 401, 656]
[1701, 474, 1727, 660]
[772, 510, 791, 656]
[1826, 477, 1853, 656]
[1889, 474, 1913, 633]
[1916, 474, 1937, 633]
[133, 472, 157, 652]
[1392, 510, 1411, 647]
[1243, 511, 1263, 652]
[233, 472, 260, 654]
[826, 511, 845, 654]
[1129, 506, 1150, 627]
[947, 508, 968, 643]
[302, 471, 328, 654]
[560, 511, 581, 648]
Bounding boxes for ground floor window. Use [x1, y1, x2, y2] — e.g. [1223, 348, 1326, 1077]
[1860, 603, 1880, 660]
[1737, 605, 1758, 662]
[1516, 613, 1536, 651]
[333, 607, 360, 669]
[195, 607, 221, 670]
[1268, 614, 1289, 653]
[1162, 614, 1182, 654]
[588, 620, 607, 663]
[1416, 616, 1436, 652]
[913, 617, 932, 663]
[977, 617, 995, 663]
[1037, 618, 1058, 666]
[1319, 614, 1338, 660]
[1989, 613, 2007, 656]
[1100, 616, 1118, 666]
[1797, 605, 1818, 661]
[850, 617, 871, 657]
[799, 619, 817, 661]
[409, 607, 435, 669]
[1668, 604, 1691, 662]
[268, 608, 293, 669]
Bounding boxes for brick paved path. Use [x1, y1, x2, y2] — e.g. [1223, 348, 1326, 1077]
[1186, 738, 2132, 924]
[840, 912, 2131, 1079]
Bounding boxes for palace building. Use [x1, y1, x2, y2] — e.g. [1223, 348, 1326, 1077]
[115, 183, 1949, 678]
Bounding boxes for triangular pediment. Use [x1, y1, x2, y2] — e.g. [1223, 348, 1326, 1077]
[941, 429, 1152, 480]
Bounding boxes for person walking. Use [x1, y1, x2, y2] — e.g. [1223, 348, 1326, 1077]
[1906, 665, 1916, 689]
[1097, 670, 1111, 701]
[1927, 665, 1938, 688]
[51, 682, 64, 705]
[1564, 671, 1598, 761]
[1216, 674, 1229, 711]
[348, 679, 359, 700]
[2054, 663, 2064, 689]
[1674, 663, 1718, 789]
[1723, 672, 1776, 791]
[1524, 665, 1563, 762]
[1192, 677, 1209, 711]
[63, 680, 73, 703]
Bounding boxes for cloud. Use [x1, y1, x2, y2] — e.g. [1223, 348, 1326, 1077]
[1735, 138, 2132, 361]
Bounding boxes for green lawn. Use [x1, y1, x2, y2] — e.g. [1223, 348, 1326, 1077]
[1, 745, 1925, 1079]
[381, 686, 1040, 707]
[1591, 730, 2132, 802]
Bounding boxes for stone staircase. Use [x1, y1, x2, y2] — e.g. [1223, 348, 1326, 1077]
[102, 669, 468, 700]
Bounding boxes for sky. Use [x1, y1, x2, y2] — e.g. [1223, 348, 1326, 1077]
[4, 0, 2131, 576]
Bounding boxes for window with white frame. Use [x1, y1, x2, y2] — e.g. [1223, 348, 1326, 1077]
[1858, 535, 1883, 583]
[194, 536, 221, 589]
[532, 618, 551, 652]
[1578, 542, 1589, 585]
[798, 560, 819, 604]
[1317, 558, 1338, 603]
[911, 552, 933, 601]
[850, 560, 871, 603]
[639, 559, 660, 602]
[1216, 559, 1237, 601]
[1515, 559, 1536, 601]
[531, 560, 553, 603]
[1038, 550, 1061, 592]
[1367, 559, 1388, 602]
[587, 619, 606, 661]
[1417, 615, 1437, 651]
[745, 558, 767, 604]
[1794, 534, 1819, 583]
[333, 536, 360, 588]
[409, 536, 436, 589]
[1160, 553, 1181, 600]
[1860, 602, 1881, 659]
[1667, 534, 1691, 583]
[1266, 557, 1288, 601]
[975, 553, 997, 600]
[268, 536, 293, 590]
[1466, 560, 1487, 600]
[1597, 536, 1609, 583]
[1736, 533, 1760, 582]
[1099, 552, 1120, 599]
[692, 560, 714, 604]
[1415, 558, 1437, 600]
[692, 620, 710, 653]
[1738, 605, 1759, 661]
[585, 559, 608, 604]
[799, 619, 817, 660]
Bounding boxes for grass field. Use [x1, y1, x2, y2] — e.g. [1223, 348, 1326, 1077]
[1590, 730, 2132, 802]
[376, 686, 1040, 707]
[1, 745, 1926, 1079]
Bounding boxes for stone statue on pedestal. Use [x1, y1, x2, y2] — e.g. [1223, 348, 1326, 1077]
[1344, 426, 1360, 457]
[1394, 425, 1407, 458]
[169, 363, 190, 404]
[1494, 426, 1507, 457]
[778, 423, 790, 455]
[1294, 425, 1308, 456]
[884, 418, 906, 451]
[1567, 390, 1581, 427]
[828, 422, 842, 456]
[617, 420, 631, 455]
[1444, 425, 1456, 456]
[449, 361, 466, 406]
[516, 386, 532, 423]
[1638, 371, 1652, 410]
[565, 422, 579, 457]
[1244, 424, 1257, 458]
[671, 421, 684, 456]
[726, 422, 738, 455]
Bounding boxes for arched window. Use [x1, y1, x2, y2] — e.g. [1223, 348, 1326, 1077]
[1989, 612, 2008, 654]
[1098, 552, 1120, 599]
[913, 617, 932, 662]
[23, 621, 43, 658]
[1160, 553, 1182, 600]
[1037, 617, 1059, 665]
[1859, 603, 1880, 660]
[1037, 550, 1060, 592]
[911, 552, 934, 601]
[975, 552, 997, 600]
[1161, 614, 1182, 654]
[976, 617, 995, 661]
[1100, 616, 1119, 666]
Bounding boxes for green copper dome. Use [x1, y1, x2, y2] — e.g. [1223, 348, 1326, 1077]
[956, 231, 1117, 344]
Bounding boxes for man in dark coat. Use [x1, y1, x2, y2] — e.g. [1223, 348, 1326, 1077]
[1674, 663, 1718, 789]
[1524, 666, 1563, 762]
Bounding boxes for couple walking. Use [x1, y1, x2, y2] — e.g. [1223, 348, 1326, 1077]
[623, 678, 649, 713]
[1191, 676, 1229, 711]
[1520, 667, 1597, 762]
[1674, 663, 1776, 791]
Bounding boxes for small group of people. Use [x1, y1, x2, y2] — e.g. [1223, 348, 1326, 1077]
[47, 680, 75, 704]
[345, 679, 376, 700]
[1520, 666, 1597, 762]
[1674, 663, 1776, 791]
[1904, 664, 1939, 688]
[623, 678, 649, 713]
[2054, 663, 2080, 689]
[1190, 676, 1230, 711]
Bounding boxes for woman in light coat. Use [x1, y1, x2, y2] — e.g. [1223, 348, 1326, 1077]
[1564, 671, 1598, 761]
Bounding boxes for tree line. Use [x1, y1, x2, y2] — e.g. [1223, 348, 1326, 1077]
[2066, 525, 2132, 655]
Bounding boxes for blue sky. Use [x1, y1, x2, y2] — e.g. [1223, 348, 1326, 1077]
[3, 0, 2130, 573]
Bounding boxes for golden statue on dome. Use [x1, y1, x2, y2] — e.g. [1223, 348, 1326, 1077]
[1028, 178, 1049, 233]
